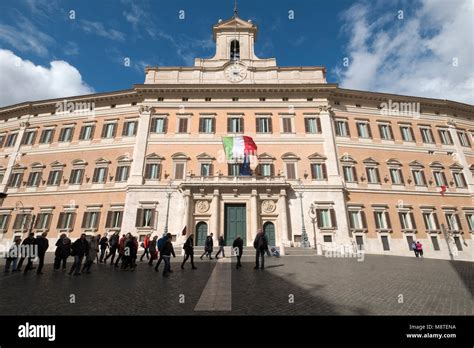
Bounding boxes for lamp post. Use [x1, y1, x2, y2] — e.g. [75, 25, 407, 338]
[296, 180, 311, 248]
[309, 203, 319, 254]
[163, 181, 173, 235]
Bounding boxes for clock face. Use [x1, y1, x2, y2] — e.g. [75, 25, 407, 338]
[224, 64, 247, 83]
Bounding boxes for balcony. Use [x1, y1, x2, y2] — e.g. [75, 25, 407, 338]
[180, 174, 290, 188]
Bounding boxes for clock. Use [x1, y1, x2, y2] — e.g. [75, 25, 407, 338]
[224, 64, 247, 83]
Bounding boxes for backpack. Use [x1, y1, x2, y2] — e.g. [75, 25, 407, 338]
[157, 237, 166, 252]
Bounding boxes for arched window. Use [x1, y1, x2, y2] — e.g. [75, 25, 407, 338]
[230, 40, 240, 60]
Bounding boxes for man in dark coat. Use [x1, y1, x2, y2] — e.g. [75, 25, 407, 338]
[16, 232, 35, 272]
[54, 233, 71, 270]
[253, 229, 269, 270]
[99, 233, 109, 263]
[104, 231, 119, 264]
[34, 232, 49, 275]
[215, 236, 226, 259]
[181, 234, 197, 270]
[232, 235, 244, 269]
[69, 233, 89, 275]
[161, 233, 176, 277]
[200, 233, 214, 260]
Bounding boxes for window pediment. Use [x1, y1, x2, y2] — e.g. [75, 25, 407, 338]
[429, 161, 444, 169]
[340, 154, 356, 163]
[386, 158, 402, 166]
[408, 160, 424, 168]
[308, 152, 327, 161]
[50, 161, 65, 168]
[363, 157, 379, 165]
[449, 162, 463, 170]
[196, 153, 215, 161]
[146, 153, 165, 161]
[281, 152, 300, 160]
[172, 152, 189, 160]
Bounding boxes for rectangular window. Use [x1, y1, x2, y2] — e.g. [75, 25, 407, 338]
[457, 131, 471, 147]
[177, 118, 188, 133]
[34, 213, 52, 230]
[69, 169, 84, 185]
[400, 125, 414, 142]
[106, 211, 123, 228]
[366, 167, 380, 183]
[7, 172, 23, 188]
[0, 134, 5, 148]
[399, 212, 416, 230]
[343, 166, 356, 182]
[26, 172, 41, 187]
[39, 129, 54, 144]
[150, 118, 167, 133]
[135, 208, 154, 228]
[81, 211, 101, 229]
[311, 163, 327, 180]
[422, 212, 439, 231]
[281, 118, 293, 133]
[92, 167, 108, 184]
[323, 235, 332, 243]
[445, 213, 461, 231]
[433, 171, 447, 187]
[466, 214, 474, 231]
[390, 168, 404, 184]
[349, 211, 364, 229]
[228, 163, 241, 176]
[452, 172, 466, 188]
[335, 120, 349, 136]
[58, 127, 74, 142]
[122, 121, 137, 136]
[57, 212, 76, 230]
[412, 169, 426, 186]
[0, 214, 11, 231]
[145, 163, 161, 180]
[115, 166, 130, 182]
[21, 130, 37, 145]
[438, 129, 453, 145]
[79, 124, 95, 140]
[5, 133, 18, 147]
[259, 163, 273, 177]
[381, 236, 390, 251]
[47, 170, 62, 186]
[199, 118, 215, 133]
[317, 209, 336, 229]
[304, 118, 321, 134]
[13, 213, 31, 231]
[101, 123, 117, 138]
[227, 117, 243, 133]
[174, 163, 185, 179]
[256, 117, 272, 133]
[286, 163, 296, 180]
[420, 127, 434, 143]
[430, 236, 440, 251]
[378, 124, 393, 140]
[454, 237, 463, 251]
[406, 236, 415, 251]
[355, 235, 364, 249]
[200, 163, 212, 177]
[356, 122, 372, 139]
[374, 211, 390, 230]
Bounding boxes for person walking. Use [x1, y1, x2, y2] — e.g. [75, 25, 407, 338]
[232, 235, 244, 269]
[54, 233, 71, 270]
[82, 236, 99, 274]
[104, 232, 119, 264]
[148, 235, 158, 266]
[161, 233, 176, 277]
[154, 233, 167, 272]
[415, 241, 423, 258]
[4, 238, 21, 273]
[114, 234, 127, 268]
[69, 234, 89, 276]
[215, 235, 226, 259]
[140, 234, 151, 262]
[16, 232, 35, 272]
[181, 234, 197, 270]
[411, 241, 418, 257]
[200, 233, 214, 260]
[253, 228, 269, 270]
[99, 233, 109, 263]
[34, 232, 49, 275]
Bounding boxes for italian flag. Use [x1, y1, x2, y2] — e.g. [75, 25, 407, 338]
[222, 136, 257, 161]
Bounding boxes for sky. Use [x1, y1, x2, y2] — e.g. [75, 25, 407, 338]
[0, 0, 472, 107]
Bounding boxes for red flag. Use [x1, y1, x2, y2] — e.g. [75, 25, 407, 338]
[181, 226, 187, 236]
[440, 185, 447, 195]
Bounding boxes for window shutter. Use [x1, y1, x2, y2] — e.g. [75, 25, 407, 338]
[45, 214, 52, 230]
[208, 164, 214, 176]
[270, 164, 275, 177]
[198, 118, 204, 133]
[310, 164, 316, 179]
[268, 118, 273, 133]
[461, 173, 467, 187]
[79, 126, 85, 139]
[162, 118, 167, 133]
[388, 125, 393, 139]
[57, 213, 64, 229]
[361, 211, 367, 228]
[157, 164, 162, 180]
[101, 125, 107, 138]
[227, 118, 231, 132]
[112, 124, 117, 137]
[34, 214, 41, 229]
[122, 123, 128, 136]
[409, 212, 417, 230]
[352, 167, 358, 182]
[316, 117, 322, 133]
[211, 119, 215, 133]
[81, 212, 88, 228]
[89, 126, 95, 139]
[409, 127, 415, 141]
[78, 169, 84, 184]
[70, 213, 76, 230]
[330, 209, 337, 228]
[105, 211, 112, 228]
[150, 209, 156, 227]
[346, 122, 350, 137]
[316, 209, 322, 228]
[322, 163, 327, 179]
[399, 170, 404, 184]
[240, 118, 244, 133]
[378, 124, 383, 138]
[420, 171, 426, 185]
[255, 119, 260, 133]
[356, 123, 362, 137]
[135, 209, 143, 227]
[398, 212, 404, 229]
[367, 124, 372, 138]
[92, 168, 99, 183]
[385, 212, 392, 229]
[95, 212, 101, 229]
[433, 213, 440, 230]
[31, 131, 37, 145]
[304, 118, 309, 133]
[150, 118, 157, 133]
[373, 212, 379, 229]
[144, 164, 151, 179]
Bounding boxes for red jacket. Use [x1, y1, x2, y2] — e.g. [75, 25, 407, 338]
[143, 236, 150, 248]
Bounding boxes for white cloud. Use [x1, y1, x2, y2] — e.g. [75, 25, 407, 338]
[0, 49, 94, 107]
[80, 20, 125, 41]
[336, 0, 474, 104]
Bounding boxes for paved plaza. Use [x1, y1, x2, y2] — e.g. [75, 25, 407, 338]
[0, 252, 472, 316]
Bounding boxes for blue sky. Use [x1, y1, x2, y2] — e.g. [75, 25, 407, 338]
[0, 0, 472, 106]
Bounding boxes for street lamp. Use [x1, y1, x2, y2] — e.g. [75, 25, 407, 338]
[296, 180, 311, 248]
[309, 203, 319, 254]
[163, 181, 173, 234]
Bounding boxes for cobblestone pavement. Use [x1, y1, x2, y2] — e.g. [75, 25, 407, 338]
[0, 253, 472, 315]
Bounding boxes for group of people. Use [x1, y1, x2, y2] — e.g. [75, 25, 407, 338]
[4, 228, 273, 276]
[411, 241, 424, 257]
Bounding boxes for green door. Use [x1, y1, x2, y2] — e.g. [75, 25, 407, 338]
[195, 222, 208, 246]
[225, 204, 246, 245]
[263, 221, 275, 246]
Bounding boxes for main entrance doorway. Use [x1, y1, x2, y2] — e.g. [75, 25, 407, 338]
[263, 221, 275, 246]
[224, 204, 246, 245]
[195, 221, 208, 246]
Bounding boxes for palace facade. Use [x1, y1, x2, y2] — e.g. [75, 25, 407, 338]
[0, 14, 473, 261]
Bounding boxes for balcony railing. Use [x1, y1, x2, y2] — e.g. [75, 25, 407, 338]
[181, 174, 289, 185]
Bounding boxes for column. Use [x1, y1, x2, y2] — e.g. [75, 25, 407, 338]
[250, 189, 259, 243]
[210, 189, 220, 242]
[1, 121, 28, 190]
[319, 106, 343, 186]
[180, 189, 192, 253]
[278, 189, 288, 255]
[128, 105, 152, 185]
